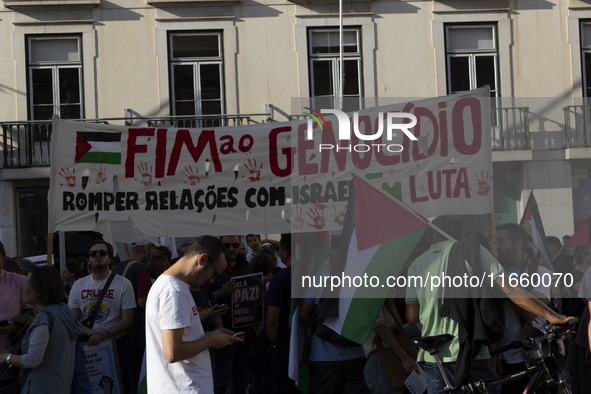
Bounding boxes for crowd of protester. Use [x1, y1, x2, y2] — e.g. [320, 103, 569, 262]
[0, 221, 590, 394]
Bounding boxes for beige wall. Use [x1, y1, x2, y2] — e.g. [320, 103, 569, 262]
[1, 0, 590, 250]
[0, 0, 585, 121]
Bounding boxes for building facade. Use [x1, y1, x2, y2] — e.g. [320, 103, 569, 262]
[1, 0, 591, 257]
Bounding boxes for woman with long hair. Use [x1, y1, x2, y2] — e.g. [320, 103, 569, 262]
[0, 265, 82, 393]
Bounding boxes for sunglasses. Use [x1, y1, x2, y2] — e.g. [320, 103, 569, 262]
[89, 250, 108, 258]
[224, 243, 241, 249]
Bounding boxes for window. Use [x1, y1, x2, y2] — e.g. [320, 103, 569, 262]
[169, 32, 225, 121]
[445, 25, 499, 100]
[308, 28, 362, 112]
[581, 22, 591, 97]
[27, 35, 83, 120]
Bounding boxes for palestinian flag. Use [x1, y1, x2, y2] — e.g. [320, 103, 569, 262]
[520, 191, 553, 268]
[564, 216, 591, 252]
[322, 174, 428, 345]
[288, 302, 311, 392]
[75, 131, 122, 164]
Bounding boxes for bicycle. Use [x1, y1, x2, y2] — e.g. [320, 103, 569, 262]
[411, 318, 579, 394]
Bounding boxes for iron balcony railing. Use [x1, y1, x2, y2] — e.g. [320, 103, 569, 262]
[564, 105, 591, 148]
[1, 108, 532, 169]
[2, 121, 52, 168]
[1, 114, 261, 169]
[145, 114, 255, 128]
[491, 106, 530, 151]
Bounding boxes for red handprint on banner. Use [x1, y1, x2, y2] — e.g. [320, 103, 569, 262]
[307, 207, 326, 230]
[137, 162, 153, 186]
[59, 167, 76, 188]
[184, 165, 200, 186]
[475, 170, 491, 196]
[333, 205, 347, 226]
[287, 206, 305, 229]
[94, 165, 107, 184]
[242, 159, 263, 182]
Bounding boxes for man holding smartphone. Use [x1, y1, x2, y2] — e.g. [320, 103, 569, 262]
[145, 236, 242, 393]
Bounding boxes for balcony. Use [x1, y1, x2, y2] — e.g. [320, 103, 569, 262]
[145, 114, 254, 128]
[3, 0, 100, 9]
[147, 0, 240, 6]
[2, 122, 52, 168]
[491, 106, 530, 151]
[564, 105, 591, 148]
[1, 114, 259, 169]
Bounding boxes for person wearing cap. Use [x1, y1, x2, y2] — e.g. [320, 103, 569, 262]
[113, 235, 155, 392]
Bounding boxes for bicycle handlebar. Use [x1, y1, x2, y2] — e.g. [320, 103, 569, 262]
[545, 317, 579, 335]
[490, 318, 578, 357]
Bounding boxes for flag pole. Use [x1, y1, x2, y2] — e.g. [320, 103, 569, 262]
[351, 173, 457, 242]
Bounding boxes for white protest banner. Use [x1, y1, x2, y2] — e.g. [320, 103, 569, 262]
[83, 340, 122, 394]
[48, 88, 492, 236]
[231, 273, 264, 328]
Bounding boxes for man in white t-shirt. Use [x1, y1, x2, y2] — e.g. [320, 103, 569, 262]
[69, 240, 136, 343]
[146, 235, 241, 393]
[69, 240, 137, 394]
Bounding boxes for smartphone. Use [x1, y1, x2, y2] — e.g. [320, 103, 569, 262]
[217, 304, 228, 309]
[233, 331, 246, 338]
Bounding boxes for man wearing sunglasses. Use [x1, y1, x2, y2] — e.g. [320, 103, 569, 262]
[68, 240, 136, 392]
[69, 240, 136, 343]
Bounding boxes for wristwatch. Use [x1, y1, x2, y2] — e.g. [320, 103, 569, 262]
[6, 354, 12, 365]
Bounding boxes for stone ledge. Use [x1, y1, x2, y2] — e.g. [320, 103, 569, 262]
[3, 0, 100, 9]
[147, 0, 240, 6]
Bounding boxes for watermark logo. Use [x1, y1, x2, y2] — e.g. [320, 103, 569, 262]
[304, 108, 418, 152]
[303, 107, 328, 132]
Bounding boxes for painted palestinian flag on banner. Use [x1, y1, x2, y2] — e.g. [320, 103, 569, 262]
[564, 216, 591, 252]
[322, 174, 428, 345]
[75, 131, 122, 164]
[520, 190, 553, 268]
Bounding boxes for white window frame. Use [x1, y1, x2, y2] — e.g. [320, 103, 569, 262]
[308, 27, 363, 111]
[156, 19, 237, 116]
[169, 32, 225, 117]
[26, 35, 84, 120]
[580, 22, 591, 98]
[294, 14, 376, 115]
[445, 24, 499, 99]
[433, 12, 510, 99]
